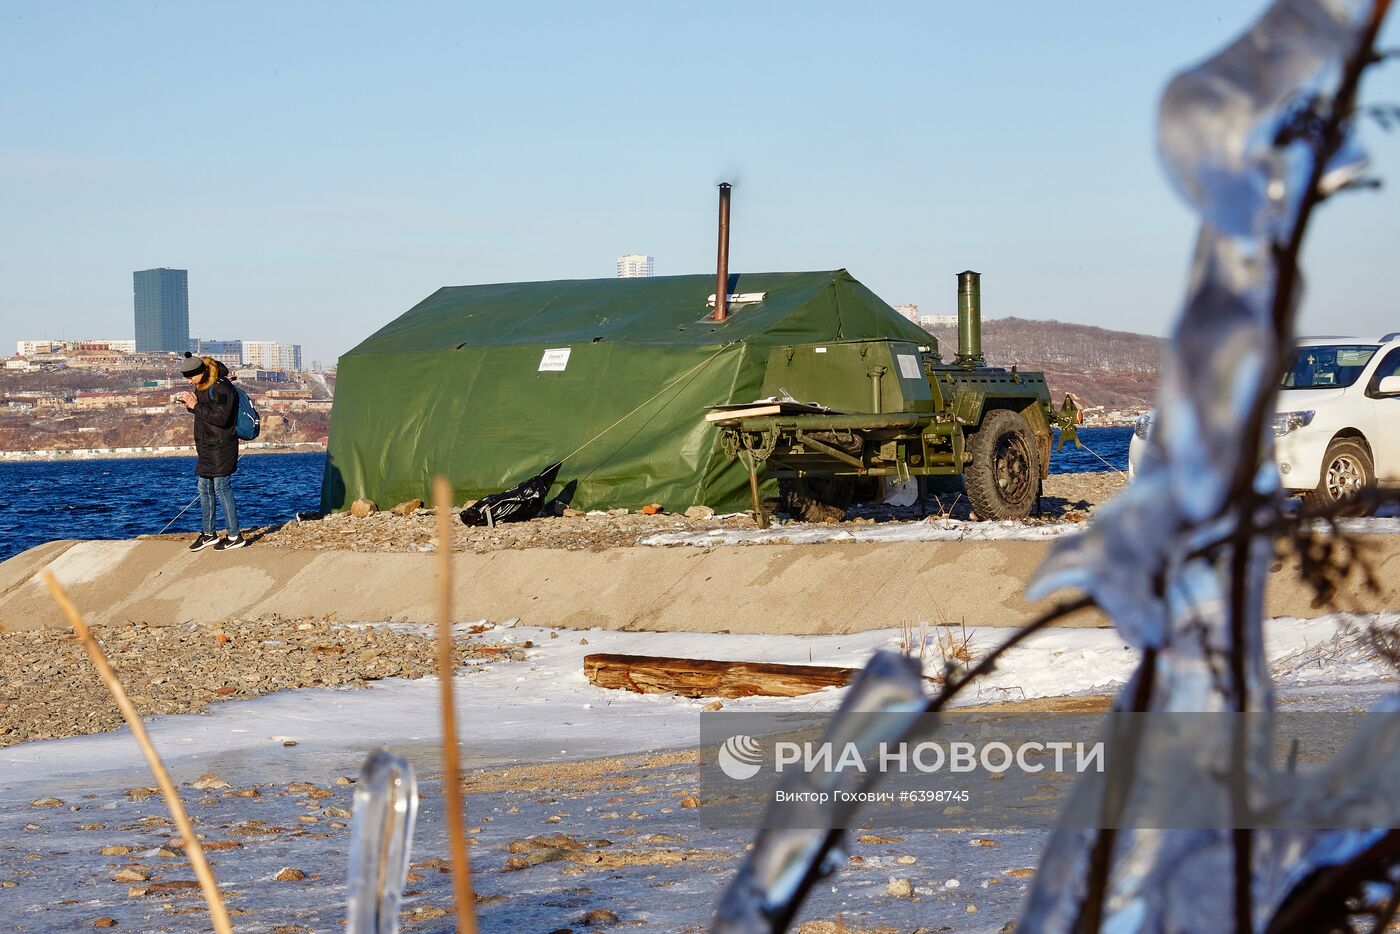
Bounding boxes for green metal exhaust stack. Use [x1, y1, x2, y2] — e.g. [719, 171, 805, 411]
[955, 269, 985, 368]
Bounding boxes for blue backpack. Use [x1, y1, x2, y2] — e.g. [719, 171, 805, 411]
[232, 384, 261, 441]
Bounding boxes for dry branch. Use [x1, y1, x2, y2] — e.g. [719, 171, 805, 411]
[434, 476, 478, 934]
[41, 571, 233, 934]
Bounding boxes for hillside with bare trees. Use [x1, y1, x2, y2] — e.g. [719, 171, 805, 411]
[923, 317, 1164, 416]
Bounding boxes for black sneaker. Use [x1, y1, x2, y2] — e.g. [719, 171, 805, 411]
[215, 534, 247, 551]
[189, 533, 219, 552]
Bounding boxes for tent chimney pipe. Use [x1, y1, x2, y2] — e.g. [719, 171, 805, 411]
[714, 183, 732, 322]
[955, 269, 985, 368]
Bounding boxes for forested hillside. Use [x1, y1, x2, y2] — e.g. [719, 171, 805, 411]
[924, 317, 1164, 414]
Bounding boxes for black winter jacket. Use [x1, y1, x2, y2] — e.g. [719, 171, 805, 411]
[191, 362, 239, 478]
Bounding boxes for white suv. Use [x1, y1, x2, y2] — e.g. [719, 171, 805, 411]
[1129, 333, 1400, 509]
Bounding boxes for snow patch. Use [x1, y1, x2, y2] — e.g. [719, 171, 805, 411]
[641, 517, 1082, 547]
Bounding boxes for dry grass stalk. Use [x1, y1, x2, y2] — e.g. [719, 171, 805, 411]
[434, 476, 479, 933]
[41, 570, 233, 934]
[935, 618, 975, 669]
[928, 492, 963, 519]
[905, 607, 976, 682]
[897, 619, 930, 667]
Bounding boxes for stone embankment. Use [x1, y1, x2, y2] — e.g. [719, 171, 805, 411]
[2, 473, 1396, 639]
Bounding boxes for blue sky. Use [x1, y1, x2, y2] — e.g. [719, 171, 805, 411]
[2, 2, 1396, 366]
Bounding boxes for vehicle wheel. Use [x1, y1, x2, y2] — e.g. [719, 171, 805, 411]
[1302, 437, 1374, 515]
[779, 476, 854, 522]
[965, 409, 1041, 520]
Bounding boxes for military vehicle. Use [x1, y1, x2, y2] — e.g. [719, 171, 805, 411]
[709, 270, 1080, 524]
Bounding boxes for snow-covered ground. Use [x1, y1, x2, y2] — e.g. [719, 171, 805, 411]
[0, 614, 1394, 932]
[640, 515, 1400, 547]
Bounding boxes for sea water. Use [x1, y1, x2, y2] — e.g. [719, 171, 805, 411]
[0, 428, 1132, 562]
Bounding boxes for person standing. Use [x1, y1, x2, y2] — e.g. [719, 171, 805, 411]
[177, 353, 246, 551]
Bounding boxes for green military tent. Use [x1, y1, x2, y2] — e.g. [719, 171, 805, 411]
[320, 269, 931, 514]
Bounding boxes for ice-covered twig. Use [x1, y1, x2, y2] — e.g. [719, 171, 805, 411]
[924, 595, 1095, 713]
[1227, 5, 1391, 923]
[711, 595, 1094, 932]
[346, 751, 419, 934]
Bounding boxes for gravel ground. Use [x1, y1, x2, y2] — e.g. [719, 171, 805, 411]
[0, 617, 526, 748]
[213, 471, 1126, 555]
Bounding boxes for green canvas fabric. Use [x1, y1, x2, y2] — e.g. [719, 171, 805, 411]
[321, 269, 932, 513]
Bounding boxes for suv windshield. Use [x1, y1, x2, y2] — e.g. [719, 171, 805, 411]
[1281, 344, 1378, 390]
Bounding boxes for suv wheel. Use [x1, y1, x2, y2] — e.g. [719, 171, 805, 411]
[1303, 437, 1374, 514]
[965, 409, 1041, 520]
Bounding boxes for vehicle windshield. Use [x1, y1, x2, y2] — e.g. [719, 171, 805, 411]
[1280, 344, 1378, 390]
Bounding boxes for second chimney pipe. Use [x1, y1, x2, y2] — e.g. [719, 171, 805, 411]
[955, 269, 985, 368]
[714, 183, 732, 322]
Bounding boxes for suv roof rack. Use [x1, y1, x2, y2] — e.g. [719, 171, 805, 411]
[1381, 331, 1400, 343]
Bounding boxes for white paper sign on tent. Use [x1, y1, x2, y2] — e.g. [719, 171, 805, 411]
[538, 348, 572, 372]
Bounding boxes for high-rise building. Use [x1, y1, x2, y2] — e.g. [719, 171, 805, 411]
[133, 268, 190, 352]
[894, 304, 920, 323]
[242, 340, 303, 371]
[617, 254, 654, 278]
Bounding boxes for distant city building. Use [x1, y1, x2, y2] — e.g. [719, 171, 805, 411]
[68, 348, 127, 367]
[189, 338, 244, 369]
[919, 314, 959, 329]
[24, 355, 69, 368]
[17, 339, 135, 356]
[234, 368, 289, 383]
[617, 254, 654, 278]
[133, 268, 190, 352]
[894, 304, 920, 323]
[71, 392, 142, 410]
[242, 340, 302, 372]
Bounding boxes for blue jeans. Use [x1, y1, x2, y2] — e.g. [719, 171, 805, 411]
[198, 475, 239, 537]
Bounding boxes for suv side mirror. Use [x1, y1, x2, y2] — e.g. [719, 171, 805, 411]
[1378, 375, 1400, 395]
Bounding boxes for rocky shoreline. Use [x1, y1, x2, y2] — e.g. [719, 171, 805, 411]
[0, 442, 325, 462]
[0, 617, 526, 748]
[230, 471, 1127, 555]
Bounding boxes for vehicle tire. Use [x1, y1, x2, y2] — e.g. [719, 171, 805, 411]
[1302, 437, 1374, 515]
[965, 409, 1041, 520]
[779, 476, 854, 522]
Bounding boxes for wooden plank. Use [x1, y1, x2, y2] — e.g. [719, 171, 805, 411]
[583, 652, 858, 698]
[704, 404, 783, 422]
[704, 400, 841, 422]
